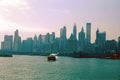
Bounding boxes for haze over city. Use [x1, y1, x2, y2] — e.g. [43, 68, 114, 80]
[0, 1, 120, 80]
[0, 0, 120, 43]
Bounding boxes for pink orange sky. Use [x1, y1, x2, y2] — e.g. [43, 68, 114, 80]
[0, 0, 120, 44]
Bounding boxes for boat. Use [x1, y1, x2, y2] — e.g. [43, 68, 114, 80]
[47, 53, 58, 61]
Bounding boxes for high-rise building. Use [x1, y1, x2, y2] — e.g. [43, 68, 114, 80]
[49, 32, 55, 52]
[73, 23, 77, 40]
[60, 26, 67, 40]
[37, 34, 43, 52]
[95, 29, 106, 46]
[22, 38, 33, 53]
[1, 42, 4, 50]
[60, 26, 67, 53]
[78, 27, 85, 51]
[86, 23, 91, 44]
[52, 38, 60, 52]
[33, 35, 37, 52]
[42, 32, 56, 53]
[1, 35, 13, 52]
[22, 40, 27, 52]
[49, 32, 55, 44]
[45, 33, 50, 44]
[69, 34, 73, 40]
[66, 33, 77, 53]
[13, 29, 21, 52]
[118, 37, 120, 52]
[105, 40, 117, 53]
[96, 28, 99, 44]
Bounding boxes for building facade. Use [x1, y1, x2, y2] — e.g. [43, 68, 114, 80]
[95, 29, 106, 46]
[86, 23, 91, 44]
[73, 24, 77, 40]
[13, 29, 22, 52]
[78, 27, 85, 51]
[59, 26, 67, 53]
[1, 35, 13, 52]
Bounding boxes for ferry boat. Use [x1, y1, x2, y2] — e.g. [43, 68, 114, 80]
[47, 53, 58, 61]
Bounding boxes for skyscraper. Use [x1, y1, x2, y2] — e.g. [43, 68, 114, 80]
[50, 32, 55, 44]
[78, 27, 85, 51]
[60, 26, 67, 53]
[66, 33, 77, 53]
[95, 28, 99, 45]
[37, 34, 43, 52]
[45, 33, 50, 44]
[1, 35, 13, 52]
[95, 29, 106, 46]
[33, 35, 37, 52]
[60, 26, 67, 40]
[22, 38, 33, 52]
[73, 23, 77, 40]
[13, 29, 21, 52]
[86, 23, 91, 44]
[118, 37, 120, 52]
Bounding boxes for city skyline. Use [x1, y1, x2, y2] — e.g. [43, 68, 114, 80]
[0, 0, 120, 43]
[0, 23, 120, 44]
[1, 24, 119, 43]
[1, 26, 119, 56]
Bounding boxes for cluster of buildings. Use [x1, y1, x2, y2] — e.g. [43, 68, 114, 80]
[1, 23, 120, 56]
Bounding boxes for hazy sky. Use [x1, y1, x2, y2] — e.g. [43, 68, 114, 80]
[0, 0, 120, 43]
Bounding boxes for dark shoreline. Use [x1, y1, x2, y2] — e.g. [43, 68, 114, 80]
[0, 51, 120, 60]
[0, 54, 12, 57]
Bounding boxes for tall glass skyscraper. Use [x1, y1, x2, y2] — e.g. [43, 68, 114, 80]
[86, 23, 91, 44]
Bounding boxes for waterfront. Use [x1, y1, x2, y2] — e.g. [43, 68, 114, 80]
[0, 55, 120, 80]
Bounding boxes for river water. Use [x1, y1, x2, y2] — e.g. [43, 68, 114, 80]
[0, 55, 120, 80]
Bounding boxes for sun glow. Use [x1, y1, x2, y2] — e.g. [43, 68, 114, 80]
[0, 0, 30, 13]
[0, 0, 30, 31]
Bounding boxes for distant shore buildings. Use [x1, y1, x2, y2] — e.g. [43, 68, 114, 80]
[1, 23, 120, 56]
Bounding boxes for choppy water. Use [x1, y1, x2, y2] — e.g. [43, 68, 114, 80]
[0, 55, 120, 80]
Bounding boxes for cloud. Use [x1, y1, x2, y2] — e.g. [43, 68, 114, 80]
[0, 0, 30, 16]
[0, 0, 29, 9]
[0, 0, 31, 29]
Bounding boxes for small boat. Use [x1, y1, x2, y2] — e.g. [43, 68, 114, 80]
[47, 53, 58, 61]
